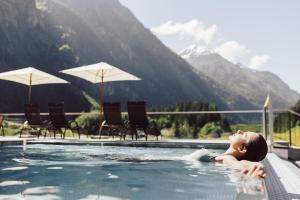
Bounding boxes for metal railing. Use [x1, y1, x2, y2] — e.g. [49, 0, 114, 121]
[1, 109, 263, 137]
[1, 109, 299, 147]
[273, 109, 300, 147]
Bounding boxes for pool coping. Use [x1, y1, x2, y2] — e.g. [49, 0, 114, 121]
[0, 137, 230, 149]
[263, 153, 300, 200]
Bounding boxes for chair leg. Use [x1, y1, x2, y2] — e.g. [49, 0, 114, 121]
[135, 130, 138, 140]
[131, 129, 134, 140]
[42, 129, 46, 138]
[1, 127, 4, 137]
[76, 126, 81, 139]
[144, 129, 147, 141]
[19, 128, 23, 138]
[98, 126, 103, 140]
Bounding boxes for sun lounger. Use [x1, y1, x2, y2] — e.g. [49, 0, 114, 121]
[21, 104, 48, 138]
[127, 101, 161, 140]
[48, 103, 81, 139]
[99, 102, 128, 139]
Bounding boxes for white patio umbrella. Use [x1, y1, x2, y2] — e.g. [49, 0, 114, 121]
[0, 67, 69, 104]
[60, 62, 141, 117]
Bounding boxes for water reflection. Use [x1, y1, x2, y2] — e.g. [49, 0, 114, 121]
[226, 169, 266, 199]
[182, 157, 266, 199]
[0, 180, 29, 187]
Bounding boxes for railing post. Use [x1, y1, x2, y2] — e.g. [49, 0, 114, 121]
[288, 112, 292, 146]
[262, 107, 267, 139]
[268, 97, 274, 152]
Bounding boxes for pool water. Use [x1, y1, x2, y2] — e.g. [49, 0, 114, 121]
[0, 145, 266, 200]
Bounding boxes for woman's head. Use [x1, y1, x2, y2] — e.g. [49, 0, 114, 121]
[229, 130, 268, 161]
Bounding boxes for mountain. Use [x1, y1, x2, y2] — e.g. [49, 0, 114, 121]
[180, 45, 300, 108]
[0, 0, 90, 112]
[0, 0, 231, 112]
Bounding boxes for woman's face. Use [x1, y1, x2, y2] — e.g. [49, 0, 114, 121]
[229, 130, 258, 147]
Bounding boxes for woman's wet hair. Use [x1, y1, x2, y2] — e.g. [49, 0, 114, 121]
[240, 134, 268, 162]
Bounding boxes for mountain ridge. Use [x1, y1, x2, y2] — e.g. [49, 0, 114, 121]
[180, 45, 300, 108]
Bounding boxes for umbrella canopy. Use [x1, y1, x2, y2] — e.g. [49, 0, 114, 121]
[0, 67, 69, 103]
[60, 62, 141, 121]
[60, 62, 140, 83]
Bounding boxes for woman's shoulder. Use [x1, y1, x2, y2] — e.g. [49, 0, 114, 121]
[183, 149, 220, 162]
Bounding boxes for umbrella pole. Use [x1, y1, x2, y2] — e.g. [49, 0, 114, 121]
[28, 73, 32, 104]
[99, 70, 104, 124]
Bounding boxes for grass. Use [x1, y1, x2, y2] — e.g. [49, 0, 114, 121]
[2, 120, 83, 138]
[2, 120, 23, 136]
[274, 126, 300, 147]
[230, 124, 263, 133]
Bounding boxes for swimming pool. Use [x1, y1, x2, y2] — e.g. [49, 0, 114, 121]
[0, 144, 266, 200]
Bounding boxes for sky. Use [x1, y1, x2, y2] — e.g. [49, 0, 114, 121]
[119, 0, 300, 93]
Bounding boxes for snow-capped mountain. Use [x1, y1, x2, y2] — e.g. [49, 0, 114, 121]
[180, 45, 214, 59]
[180, 45, 300, 108]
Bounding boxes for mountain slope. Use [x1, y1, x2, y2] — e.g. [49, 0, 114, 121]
[0, 0, 231, 112]
[45, 0, 229, 107]
[180, 45, 300, 108]
[0, 0, 90, 112]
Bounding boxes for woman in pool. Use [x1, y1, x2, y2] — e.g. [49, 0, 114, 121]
[218, 130, 268, 178]
[99, 130, 268, 178]
[187, 130, 268, 178]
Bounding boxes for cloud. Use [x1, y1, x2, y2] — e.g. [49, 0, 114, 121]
[249, 55, 270, 69]
[214, 41, 250, 62]
[152, 20, 270, 68]
[151, 19, 217, 44]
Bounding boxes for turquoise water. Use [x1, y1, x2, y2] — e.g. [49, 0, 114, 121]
[0, 145, 266, 200]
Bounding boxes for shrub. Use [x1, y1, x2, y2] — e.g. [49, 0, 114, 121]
[199, 122, 223, 138]
[76, 112, 100, 134]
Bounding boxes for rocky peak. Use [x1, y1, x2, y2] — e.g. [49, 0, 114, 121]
[180, 45, 214, 59]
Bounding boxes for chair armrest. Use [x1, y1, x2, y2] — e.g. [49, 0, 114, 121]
[43, 120, 53, 129]
[101, 120, 107, 126]
[43, 120, 51, 126]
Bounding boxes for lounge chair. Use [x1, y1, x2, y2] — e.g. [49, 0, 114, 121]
[0, 115, 5, 136]
[127, 101, 161, 140]
[21, 104, 48, 138]
[99, 102, 127, 139]
[48, 103, 81, 139]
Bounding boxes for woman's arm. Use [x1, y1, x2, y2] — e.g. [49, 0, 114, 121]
[216, 155, 266, 179]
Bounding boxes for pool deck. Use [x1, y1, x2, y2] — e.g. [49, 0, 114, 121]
[1, 136, 300, 200]
[264, 153, 300, 200]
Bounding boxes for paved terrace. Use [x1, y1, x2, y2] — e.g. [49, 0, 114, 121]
[1, 136, 300, 199]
